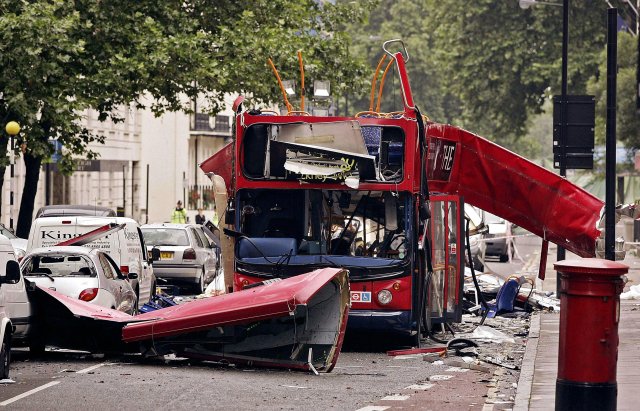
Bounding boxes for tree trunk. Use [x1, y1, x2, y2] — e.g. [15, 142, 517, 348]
[17, 152, 42, 238]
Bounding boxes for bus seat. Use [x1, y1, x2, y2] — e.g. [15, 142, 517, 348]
[237, 237, 297, 259]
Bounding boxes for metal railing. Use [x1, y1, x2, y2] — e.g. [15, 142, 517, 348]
[187, 184, 217, 210]
[191, 113, 231, 134]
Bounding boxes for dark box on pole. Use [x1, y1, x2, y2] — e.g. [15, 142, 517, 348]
[553, 95, 595, 170]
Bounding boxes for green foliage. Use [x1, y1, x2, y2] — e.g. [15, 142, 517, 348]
[345, 0, 608, 154]
[587, 32, 640, 161]
[0, 0, 375, 232]
[0, 0, 374, 172]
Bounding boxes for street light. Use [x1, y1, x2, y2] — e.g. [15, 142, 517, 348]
[5, 121, 20, 232]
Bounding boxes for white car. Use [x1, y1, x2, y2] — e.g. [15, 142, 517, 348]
[141, 224, 219, 293]
[0, 224, 27, 262]
[21, 246, 137, 314]
[27, 216, 156, 308]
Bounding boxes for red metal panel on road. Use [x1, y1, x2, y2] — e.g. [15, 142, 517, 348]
[426, 123, 603, 257]
[122, 267, 347, 342]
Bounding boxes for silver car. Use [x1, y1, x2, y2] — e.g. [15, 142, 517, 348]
[141, 224, 219, 293]
[21, 246, 137, 314]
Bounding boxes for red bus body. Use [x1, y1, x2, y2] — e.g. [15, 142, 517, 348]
[200, 42, 603, 345]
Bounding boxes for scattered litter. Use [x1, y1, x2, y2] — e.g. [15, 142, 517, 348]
[387, 346, 446, 356]
[470, 326, 516, 344]
[446, 338, 478, 357]
[429, 374, 453, 381]
[392, 354, 425, 360]
[280, 385, 309, 389]
[621, 284, 640, 300]
[0, 379, 15, 384]
[482, 355, 519, 370]
[445, 367, 469, 372]
[405, 383, 434, 390]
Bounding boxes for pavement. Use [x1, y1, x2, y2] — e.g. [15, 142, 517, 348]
[513, 244, 640, 411]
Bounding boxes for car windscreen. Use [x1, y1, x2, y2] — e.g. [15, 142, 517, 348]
[141, 228, 190, 246]
[23, 254, 95, 277]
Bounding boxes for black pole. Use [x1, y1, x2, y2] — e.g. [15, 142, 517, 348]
[145, 164, 149, 224]
[605, 8, 618, 262]
[9, 134, 14, 231]
[557, 0, 569, 293]
[45, 162, 50, 205]
[122, 165, 126, 217]
[131, 162, 134, 216]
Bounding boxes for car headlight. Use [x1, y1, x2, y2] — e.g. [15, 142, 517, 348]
[377, 289, 393, 305]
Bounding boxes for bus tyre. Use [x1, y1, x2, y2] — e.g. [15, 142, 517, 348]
[0, 332, 10, 379]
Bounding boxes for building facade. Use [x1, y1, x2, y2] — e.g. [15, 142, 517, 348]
[2, 98, 233, 230]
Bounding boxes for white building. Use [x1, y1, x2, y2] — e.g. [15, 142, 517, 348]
[2, 98, 233, 229]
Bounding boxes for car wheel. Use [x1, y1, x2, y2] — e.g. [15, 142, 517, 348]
[1, 332, 11, 379]
[195, 269, 205, 294]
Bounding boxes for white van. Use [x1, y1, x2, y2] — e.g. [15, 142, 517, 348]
[0, 234, 29, 377]
[27, 217, 156, 308]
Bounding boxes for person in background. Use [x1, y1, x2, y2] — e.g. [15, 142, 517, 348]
[195, 208, 206, 225]
[171, 200, 187, 223]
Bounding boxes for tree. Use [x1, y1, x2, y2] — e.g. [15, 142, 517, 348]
[345, 0, 608, 156]
[587, 32, 640, 159]
[0, 0, 375, 237]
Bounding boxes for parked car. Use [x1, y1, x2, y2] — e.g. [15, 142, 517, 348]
[34, 205, 116, 218]
[0, 224, 27, 261]
[0, 235, 24, 378]
[21, 247, 137, 314]
[141, 224, 219, 293]
[27, 216, 156, 308]
[483, 213, 513, 262]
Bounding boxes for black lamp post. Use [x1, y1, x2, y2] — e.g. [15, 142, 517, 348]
[5, 121, 20, 231]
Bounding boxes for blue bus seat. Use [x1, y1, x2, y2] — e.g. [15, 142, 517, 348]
[484, 277, 521, 319]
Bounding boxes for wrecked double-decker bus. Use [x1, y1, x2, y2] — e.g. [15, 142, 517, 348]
[201, 39, 606, 346]
[201, 40, 466, 346]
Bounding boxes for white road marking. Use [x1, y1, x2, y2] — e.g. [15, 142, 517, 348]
[355, 407, 390, 411]
[280, 385, 309, 389]
[0, 381, 60, 406]
[380, 395, 410, 401]
[76, 362, 109, 374]
[405, 383, 434, 390]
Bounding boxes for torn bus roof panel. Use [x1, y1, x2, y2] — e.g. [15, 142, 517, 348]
[426, 123, 602, 257]
[123, 267, 350, 372]
[27, 285, 143, 353]
[199, 141, 234, 194]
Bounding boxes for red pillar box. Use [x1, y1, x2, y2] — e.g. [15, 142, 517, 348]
[554, 259, 627, 411]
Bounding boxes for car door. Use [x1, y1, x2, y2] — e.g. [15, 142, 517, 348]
[192, 227, 216, 279]
[137, 227, 154, 302]
[2, 251, 32, 338]
[97, 252, 124, 309]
